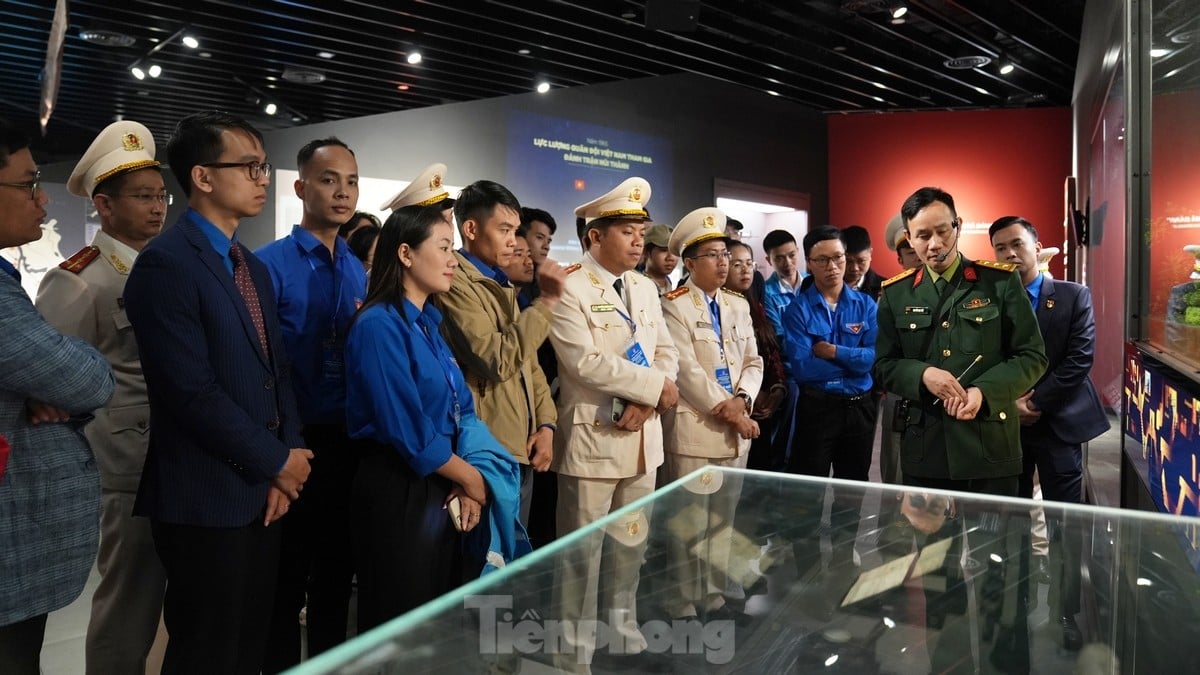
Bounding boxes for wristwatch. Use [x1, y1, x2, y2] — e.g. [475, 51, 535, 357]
[736, 392, 752, 412]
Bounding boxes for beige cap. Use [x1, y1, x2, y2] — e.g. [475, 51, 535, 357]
[668, 207, 727, 256]
[67, 121, 159, 197]
[380, 162, 451, 211]
[644, 223, 671, 249]
[574, 177, 651, 224]
[884, 213, 906, 250]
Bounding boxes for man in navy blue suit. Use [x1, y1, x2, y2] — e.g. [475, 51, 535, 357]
[991, 216, 1110, 651]
[124, 111, 312, 675]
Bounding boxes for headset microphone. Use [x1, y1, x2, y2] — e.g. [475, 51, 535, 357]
[934, 222, 960, 263]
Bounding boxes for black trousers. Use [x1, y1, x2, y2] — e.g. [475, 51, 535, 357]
[263, 424, 362, 673]
[787, 389, 879, 572]
[351, 447, 463, 633]
[0, 613, 48, 675]
[152, 516, 281, 675]
[1019, 429, 1083, 616]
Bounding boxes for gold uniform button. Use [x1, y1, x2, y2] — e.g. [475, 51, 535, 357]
[942, 349, 951, 357]
[909, 323, 917, 329]
[975, 317, 984, 323]
[942, 321, 950, 329]
[999, 412, 1008, 420]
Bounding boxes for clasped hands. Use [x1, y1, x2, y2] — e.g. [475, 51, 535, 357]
[266, 447, 313, 526]
[614, 378, 678, 432]
[921, 367, 983, 421]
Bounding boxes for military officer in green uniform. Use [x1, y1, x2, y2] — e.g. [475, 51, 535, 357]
[875, 186, 1046, 496]
[875, 187, 1046, 672]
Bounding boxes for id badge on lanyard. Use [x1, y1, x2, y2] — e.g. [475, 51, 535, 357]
[616, 306, 649, 367]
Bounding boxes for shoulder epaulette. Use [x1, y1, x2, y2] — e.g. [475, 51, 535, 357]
[665, 287, 690, 300]
[563, 263, 582, 274]
[723, 288, 745, 299]
[880, 267, 917, 289]
[59, 246, 100, 274]
[975, 259, 1018, 273]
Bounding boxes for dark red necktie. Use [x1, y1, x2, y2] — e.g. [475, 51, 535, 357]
[229, 244, 269, 356]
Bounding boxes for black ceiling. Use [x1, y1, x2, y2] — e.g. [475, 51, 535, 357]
[2, 0, 1085, 163]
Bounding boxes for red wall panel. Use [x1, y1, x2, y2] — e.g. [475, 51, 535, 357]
[828, 108, 1072, 280]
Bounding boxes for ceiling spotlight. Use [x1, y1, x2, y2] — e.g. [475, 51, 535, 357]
[397, 83, 410, 91]
[975, 86, 990, 95]
[317, 51, 335, 59]
[536, 80, 551, 94]
[872, 81, 886, 89]
[182, 35, 199, 49]
[1150, 47, 1170, 57]
[148, 64, 162, 78]
[130, 65, 146, 80]
[517, 48, 531, 55]
[767, 90, 780, 96]
[892, 5, 908, 19]
[999, 59, 1015, 75]
[265, 102, 278, 115]
[406, 51, 423, 65]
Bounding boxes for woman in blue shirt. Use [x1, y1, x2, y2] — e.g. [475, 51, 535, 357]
[344, 205, 489, 631]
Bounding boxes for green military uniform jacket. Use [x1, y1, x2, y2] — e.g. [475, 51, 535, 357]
[873, 255, 1047, 480]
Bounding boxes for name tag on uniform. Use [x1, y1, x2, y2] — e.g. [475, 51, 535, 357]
[905, 306, 929, 314]
[962, 298, 991, 309]
[695, 321, 714, 330]
[591, 303, 616, 312]
[715, 366, 733, 394]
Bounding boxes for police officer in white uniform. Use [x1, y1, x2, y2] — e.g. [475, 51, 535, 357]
[36, 121, 166, 675]
[660, 207, 763, 621]
[549, 177, 679, 671]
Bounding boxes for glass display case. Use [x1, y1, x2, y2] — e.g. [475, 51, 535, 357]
[288, 468, 1200, 674]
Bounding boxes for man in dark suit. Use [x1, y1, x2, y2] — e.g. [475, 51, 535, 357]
[841, 225, 884, 298]
[991, 216, 1109, 650]
[124, 111, 312, 675]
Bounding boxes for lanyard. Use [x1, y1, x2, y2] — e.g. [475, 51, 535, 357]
[416, 318, 462, 428]
[300, 242, 345, 340]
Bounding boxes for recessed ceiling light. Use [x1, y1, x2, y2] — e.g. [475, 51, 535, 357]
[891, 17, 906, 24]
[130, 66, 146, 80]
[621, 10, 637, 19]
[148, 38, 160, 44]
[265, 76, 277, 82]
[199, 51, 212, 58]
[407, 51, 423, 65]
[265, 103, 278, 115]
[536, 81, 551, 94]
[767, 78, 780, 85]
[147, 64, 162, 78]
[1165, 67, 1182, 78]
[182, 35, 199, 49]
[999, 61, 1015, 75]
[974, 86, 989, 95]
[78, 29, 135, 47]
[397, 83, 410, 91]
[892, 6, 908, 19]
[1150, 48, 1170, 57]
[873, 81, 886, 89]
[767, 90, 780, 96]
[833, 45, 847, 52]
[266, 84, 276, 89]
[872, 96, 884, 102]
[317, 51, 335, 59]
[292, 116, 302, 122]
[517, 48, 531, 55]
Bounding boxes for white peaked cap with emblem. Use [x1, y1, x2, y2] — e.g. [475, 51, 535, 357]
[668, 207, 727, 256]
[67, 121, 160, 198]
[884, 213, 906, 251]
[380, 162, 451, 211]
[574, 176, 651, 224]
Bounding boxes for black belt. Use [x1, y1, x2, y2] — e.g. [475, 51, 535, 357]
[802, 386, 872, 402]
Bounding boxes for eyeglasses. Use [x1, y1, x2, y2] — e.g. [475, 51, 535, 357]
[201, 161, 272, 181]
[808, 254, 846, 268]
[730, 261, 754, 270]
[0, 170, 42, 200]
[689, 251, 732, 262]
[118, 192, 174, 206]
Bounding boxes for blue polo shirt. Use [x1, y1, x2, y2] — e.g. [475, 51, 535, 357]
[257, 225, 368, 425]
[459, 248, 510, 286]
[188, 208, 236, 275]
[1025, 272, 1044, 308]
[783, 282, 877, 396]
